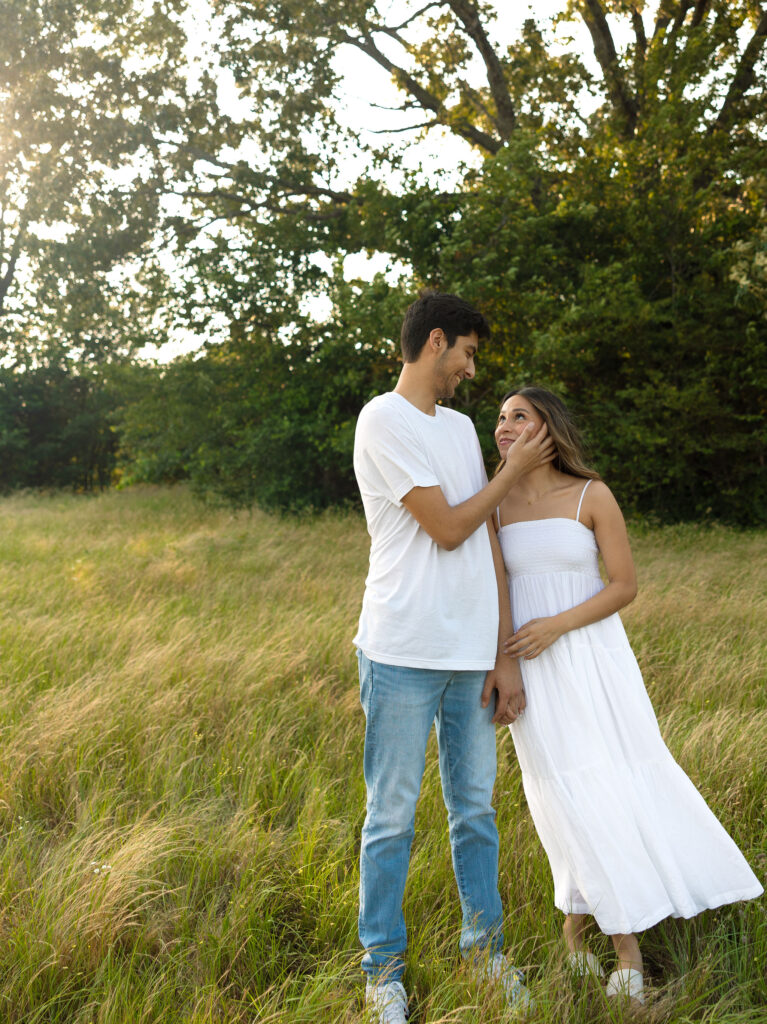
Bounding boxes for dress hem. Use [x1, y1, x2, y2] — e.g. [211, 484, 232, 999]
[556, 882, 764, 935]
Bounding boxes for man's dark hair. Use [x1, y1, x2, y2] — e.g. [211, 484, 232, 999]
[400, 291, 490, 363]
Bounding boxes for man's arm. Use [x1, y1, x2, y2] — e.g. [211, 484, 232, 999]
[481, 521, 526, 724]
[401, 422, 554, 550]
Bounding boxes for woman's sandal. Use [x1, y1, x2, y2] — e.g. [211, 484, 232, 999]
[606, 967, 645, 1007]
[567, 951, 606, 978]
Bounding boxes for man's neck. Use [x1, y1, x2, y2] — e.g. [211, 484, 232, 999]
[393, 363, 438, 415]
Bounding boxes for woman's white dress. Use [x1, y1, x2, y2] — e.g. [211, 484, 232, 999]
[498, 491, 763, 935]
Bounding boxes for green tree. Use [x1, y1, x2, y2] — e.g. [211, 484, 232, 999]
[0, 363, 122, 490]
[117, 270, 407, 509]
[0, 0, 207, 366]
[5, 2, 766, 519]
[0, 0, 213, 493]
[148, 0, 764, 522]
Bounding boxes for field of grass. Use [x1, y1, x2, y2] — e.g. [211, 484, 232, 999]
[0, 487, 763, 1023]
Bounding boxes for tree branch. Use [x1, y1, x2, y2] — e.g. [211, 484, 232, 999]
[631, 6, 647, 59]
[271, 179, 352, 203]
[185, 177, 353, 211]
[710, 6, 767, 134]
[672, 1, 695, 33]
[0, 215, 28, 315]
[183, 187, 351, 224]
[445, 0, 517, 139]
[380, 2, 444, 35]
[651, 0, 705, 38]
[690, 0, 710, 30]
[578, 0, 639, 136]
[340, 30, 501, 153]
[631, 5, 647, 89]
[178, 146, 236, 171]
[369, 118, 440, 134]
[652, 0, 676, 41]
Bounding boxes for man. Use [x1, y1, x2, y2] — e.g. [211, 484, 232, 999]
[353, 292, 554, 1023]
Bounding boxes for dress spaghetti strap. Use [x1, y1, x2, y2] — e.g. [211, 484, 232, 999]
[575, 479, 592, 523]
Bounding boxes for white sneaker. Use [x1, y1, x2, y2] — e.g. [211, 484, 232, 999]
[474, 952, 534, 1016]
[365, 979, 409, 1024]
[606, 968, 645, 1006]
[567, 950, 606, 978]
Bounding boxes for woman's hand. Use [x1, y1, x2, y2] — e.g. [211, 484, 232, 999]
[504, 616, 564, 659]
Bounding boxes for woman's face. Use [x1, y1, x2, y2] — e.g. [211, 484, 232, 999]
[494, 394, 545, 456]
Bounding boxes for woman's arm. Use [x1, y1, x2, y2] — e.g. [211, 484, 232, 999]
[504, 481, 638, 660]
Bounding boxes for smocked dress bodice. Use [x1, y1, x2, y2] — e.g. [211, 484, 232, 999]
[498, 518, 610, 639]
[500, 517, 600, 579]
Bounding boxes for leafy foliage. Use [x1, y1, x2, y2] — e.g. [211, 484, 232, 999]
[2, 2, 767, 521]
[0, 0, 197, 364]
[117, 273, 406, 509]
[0, 364, 119, 490]
[160, 0, 765, 523]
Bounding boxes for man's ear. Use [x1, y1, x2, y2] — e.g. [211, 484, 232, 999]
[428, 328, 445, 353]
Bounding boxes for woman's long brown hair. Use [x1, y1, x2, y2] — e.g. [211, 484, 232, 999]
[495, 386, 601, 480]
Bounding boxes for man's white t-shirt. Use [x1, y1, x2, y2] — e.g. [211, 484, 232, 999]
[353, 391, 499, 670]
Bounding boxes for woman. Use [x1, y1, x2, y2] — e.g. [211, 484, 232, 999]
[493, 386, 762, 1007]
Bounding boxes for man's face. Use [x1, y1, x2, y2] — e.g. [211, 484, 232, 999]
[434, 331, 478, 400]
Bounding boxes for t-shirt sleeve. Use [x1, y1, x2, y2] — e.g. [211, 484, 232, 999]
[355, 402, 440, 506]
[471, 425, 490, 487]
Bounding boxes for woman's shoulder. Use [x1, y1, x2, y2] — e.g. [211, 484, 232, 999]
[579, 479, 624, 528]
[562, 474, 606, 503]
[581, 478, 612, 500]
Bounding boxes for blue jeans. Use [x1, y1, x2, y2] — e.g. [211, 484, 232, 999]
[357, 651, 504, 982]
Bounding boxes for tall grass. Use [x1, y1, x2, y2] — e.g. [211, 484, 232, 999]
[0, 488, 763, 1022]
